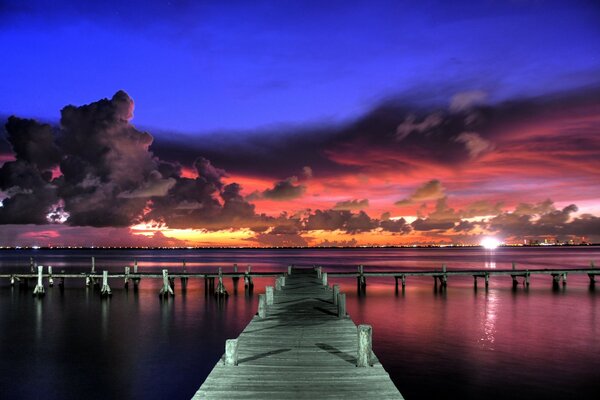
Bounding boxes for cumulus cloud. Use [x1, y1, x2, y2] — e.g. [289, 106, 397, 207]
[332, 199, 369, 211]
[251, 176, 306, 201]
[395, 179, 446, 206]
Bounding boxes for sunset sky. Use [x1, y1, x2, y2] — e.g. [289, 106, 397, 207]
[1, 0, 599, 247]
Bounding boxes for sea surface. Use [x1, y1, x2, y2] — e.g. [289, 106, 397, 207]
[0, 247, 599, 399]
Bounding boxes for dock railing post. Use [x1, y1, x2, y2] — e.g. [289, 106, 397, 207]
[258, 294, 266, 318]
[275, 277, 282, 291]
[357, 324, 373, 367]
[91, 256, 96, 273]
[266, 286, 274, 305]
[33, 265, 45, 297]
[338, 293, 346, 318]
[287, 265, 292, 275]
[101, 270, 111, 297]
[322, 272, 328, 287]
[333, 284, 340, 305]
[224, 339, 239, 366]
[48, 266, 54, 287]
[133, 260, 138, 274]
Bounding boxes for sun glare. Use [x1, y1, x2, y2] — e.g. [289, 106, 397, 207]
[481, 237, 500, 250]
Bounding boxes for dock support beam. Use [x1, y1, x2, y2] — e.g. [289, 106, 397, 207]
[100, 270, 111, 297]
[338, 293, 346, 318]
[357, 325, 373, 367]
[266, 286, 274, 305]
[224, 339, 239, 366]
[159, 269, 174, 298]
[33, 265, 45, 297]
[258, 294, 266, 318]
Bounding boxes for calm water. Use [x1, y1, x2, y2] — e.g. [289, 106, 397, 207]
[0, 247, 599, 399]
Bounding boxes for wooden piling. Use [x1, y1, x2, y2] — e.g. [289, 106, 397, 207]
[215, 268, 228, 297]
[100, 270, 111, 297]
[275, 277, 282, 290]
[224, 339, 239, 366]
[287, 265, 292, 275]
[91, 256, 96, 273]
[48, 266, 54, 287]
[258, 294, 266, 318]
[124, 266, 130, 288]
[338, 293, 346, 318]
[333, 284, 340, 305]
[357, 324, 373, 367]
[159, 269, 174, 298]
[33, 265, 45, 297]
[266, 286, 274, 305]
[322, 272, 328, 287]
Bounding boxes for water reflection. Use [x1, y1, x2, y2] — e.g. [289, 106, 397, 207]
[479, 290, 497, 350]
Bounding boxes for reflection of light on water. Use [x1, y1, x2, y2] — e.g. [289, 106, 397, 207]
[35, 298, 43, 343]
[479, 291, 497, 350]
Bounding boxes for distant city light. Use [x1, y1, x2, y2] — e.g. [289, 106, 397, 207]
[481, 237, 500, 250]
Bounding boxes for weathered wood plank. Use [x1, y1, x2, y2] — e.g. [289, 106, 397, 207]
[193, 268, 403, 399]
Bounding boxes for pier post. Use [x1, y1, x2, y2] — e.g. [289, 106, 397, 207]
[181, 260, 188, 289]
[215, 267, 228, 297]
[357, 325, 373, 367]
[85, 275, 91, 287]
[525, 271, 530, 287]
[33, 265, 45, 297]
[442, 264, 447, 287]
[133, 260, 138, 274]
[159, 269, 174, 298]
[552, 274, 561, 289]
[92, 257, 96, 273]
[30, 257, 35, 273]
[401, 274, 406, 288]
[562, 272, 567, 286]
[224, 339, 239, 366]
[275, 277, 282, 291]
[124, 266, 130, 288]
[511, 275, 519, 288]
[266, 286, 274, 305]
[358, 265, 366, 288]
[281, 275, 286, 287]
[48, 266, 54, 287]
[333, 284, 340, 305]
[10, 274, 15, 286]
[100, 270, 111, 297]
[132, 260, 140, 289]
[473, 275, 478, 288]
[395, 276, 398, 290]
[258, 294, 266, 318]
[232, 264, 239, 286]
[338, 293, 346, 318]
[485, 273, 489, 288]
[322, 272, 328, 287]
[244, 265, 253, 288]
[287, 265, 292, 275]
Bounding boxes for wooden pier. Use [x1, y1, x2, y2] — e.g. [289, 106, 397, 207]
[192, 267, 403, 399]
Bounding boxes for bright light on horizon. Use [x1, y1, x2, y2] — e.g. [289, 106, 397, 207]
[481, 237, 500, 250]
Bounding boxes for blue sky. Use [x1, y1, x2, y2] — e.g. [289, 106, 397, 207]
[1, 0, 598, 134]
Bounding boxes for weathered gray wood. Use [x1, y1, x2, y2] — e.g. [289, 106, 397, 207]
[193, 268, 402, 399]
[338, 293, 346, 318]
[357, 325, 372, 367]
[322, 272, 328, 286]
[33, 265, 44, 297]
[48, 266, 54, 287]
[225, 339, 239, 366]
[333, 284, 340, 305]
[266, 286, 274, 305]
[100, 270, 111, 297]
[258, 294, 266, 318]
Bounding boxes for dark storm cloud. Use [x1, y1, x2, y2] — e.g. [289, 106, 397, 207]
[0, 117, 60, 223]
[152, 85, 600, 180]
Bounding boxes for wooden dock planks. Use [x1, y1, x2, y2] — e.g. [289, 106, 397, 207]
[192, 268, 403, 399]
